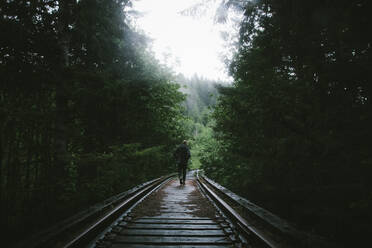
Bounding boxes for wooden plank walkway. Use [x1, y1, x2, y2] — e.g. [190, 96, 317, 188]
[109, 172, 236, 247]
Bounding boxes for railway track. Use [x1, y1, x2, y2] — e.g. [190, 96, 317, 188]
[64, 171, 281, 248]
[15, 171, 334, 248]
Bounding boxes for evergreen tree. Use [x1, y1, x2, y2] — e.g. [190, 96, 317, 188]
[202, 0, 372, 245]
[0, 0, 186, 244]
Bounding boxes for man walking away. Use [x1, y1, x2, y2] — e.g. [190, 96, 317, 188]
[174, 140, 191, 185]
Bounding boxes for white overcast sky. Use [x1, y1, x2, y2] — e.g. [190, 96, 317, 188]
[129, 0, 239, 81]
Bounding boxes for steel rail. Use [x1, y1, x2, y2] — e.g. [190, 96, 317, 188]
[197, 174, 283, 248]
[201, 174, 338, 248]
[23, 172, 288, 247]
[63, 174, 173, 248]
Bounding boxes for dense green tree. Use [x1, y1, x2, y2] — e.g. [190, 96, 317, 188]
[0, 0, 186, 244]
[202, 0, 372, 246]
[178, 74, 219, 124]
[175, 75, 221, 168]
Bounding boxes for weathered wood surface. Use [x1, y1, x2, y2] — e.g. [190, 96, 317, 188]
[119, 223, 221, 229]
[107, 172, 235, 247]
[111, 245, 234, 248]
[115, 236, 232, 244]
[130, 218, 216, 224]
[119, 229, 227, 236]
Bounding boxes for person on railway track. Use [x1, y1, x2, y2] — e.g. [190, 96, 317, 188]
[174, 140, 191, 185]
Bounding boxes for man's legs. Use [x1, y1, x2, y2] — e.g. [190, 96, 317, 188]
[182, 166, 187, 184]
[178, 164, 183, 184]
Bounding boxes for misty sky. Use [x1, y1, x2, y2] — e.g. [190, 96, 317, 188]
[131, 0, 238, 81]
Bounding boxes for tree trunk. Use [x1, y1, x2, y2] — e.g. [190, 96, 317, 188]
[54, 0, 76, 192]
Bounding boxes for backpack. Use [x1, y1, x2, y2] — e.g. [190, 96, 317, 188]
[175, 144, 190, 163]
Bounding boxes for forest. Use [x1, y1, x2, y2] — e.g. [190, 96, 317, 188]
[200, 0, 372, 246]
[0, 0, 189, 244]
[1, 0, 372, 247]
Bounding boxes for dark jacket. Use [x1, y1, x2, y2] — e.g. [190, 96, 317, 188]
[174, 144, 190, 165]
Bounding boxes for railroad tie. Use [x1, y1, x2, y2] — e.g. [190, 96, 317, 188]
[97, 172, 237, 248]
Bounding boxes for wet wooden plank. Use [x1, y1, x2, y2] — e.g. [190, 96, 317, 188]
[114, 236, 233, 244]
[141, 213, 198, 218]
[119, 223, 221, 229]
[131, 219, 216, 224]
[107, 176, 234, 247]
[138, 217, 213, 220]
[112, 245, 234, 248]
[152, 210, 196, 213]
[160, 203, 198, 208]
[119, 229, 226, 236]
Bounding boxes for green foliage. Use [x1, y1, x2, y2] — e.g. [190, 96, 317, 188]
[178, 74, 220, 124]
[0, 0, 186, 244]
[75, 144, 172, 204]
[189, 123, 212, 169]
[202, 0, 372, 245]
[176, 75, 222, 169]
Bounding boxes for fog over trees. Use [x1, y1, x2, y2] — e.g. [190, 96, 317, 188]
[1, 0, 372, 247]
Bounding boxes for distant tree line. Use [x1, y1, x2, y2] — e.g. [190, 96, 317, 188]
[201, 0, 372, 246]
[176, 75, 220, 169]
[0, 0, 186, 244]
[178, 75, 219, 125]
